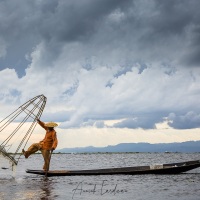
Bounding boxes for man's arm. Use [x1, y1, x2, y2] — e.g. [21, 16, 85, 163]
[37, 119, 47, 130]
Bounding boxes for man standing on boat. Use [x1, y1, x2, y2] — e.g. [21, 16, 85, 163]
[22, 119, 58, 171]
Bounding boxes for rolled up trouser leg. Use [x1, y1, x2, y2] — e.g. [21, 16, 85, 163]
[24, 143, 41, 158]
[41, 149, 50, 171]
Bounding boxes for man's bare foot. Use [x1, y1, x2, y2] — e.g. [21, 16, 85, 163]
[22, 149, 29, 159]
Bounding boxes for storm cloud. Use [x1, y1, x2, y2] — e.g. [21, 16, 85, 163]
[0, 0, 200, 130]
[168, 112, 200, 129]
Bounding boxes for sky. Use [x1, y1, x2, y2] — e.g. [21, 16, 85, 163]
[0, 0, 200, 149]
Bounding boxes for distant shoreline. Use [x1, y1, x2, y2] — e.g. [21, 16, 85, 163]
[8, 152, 200, 155]
[54, 141, 200, 153]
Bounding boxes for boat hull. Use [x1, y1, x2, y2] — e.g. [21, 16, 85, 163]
[26, 160, 200, 177]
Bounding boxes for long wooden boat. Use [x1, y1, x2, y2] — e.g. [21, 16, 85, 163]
[26, 160, 200, 177]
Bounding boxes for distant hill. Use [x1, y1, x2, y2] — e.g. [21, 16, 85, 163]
[55, 141, 200, 153]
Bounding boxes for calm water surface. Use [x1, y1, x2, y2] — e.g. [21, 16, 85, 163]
[0, 153, 200, 200]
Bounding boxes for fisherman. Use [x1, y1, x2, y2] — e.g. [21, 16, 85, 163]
[22, 119, 58, 171]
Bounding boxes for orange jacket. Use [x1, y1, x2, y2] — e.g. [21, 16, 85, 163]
[38, 120, 58, 150]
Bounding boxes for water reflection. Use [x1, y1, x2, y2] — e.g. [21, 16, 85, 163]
[20, 177, 56, 199]
[39, 177, 54, 199]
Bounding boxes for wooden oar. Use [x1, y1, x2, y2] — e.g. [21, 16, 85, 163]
[45, 150, 53, 177]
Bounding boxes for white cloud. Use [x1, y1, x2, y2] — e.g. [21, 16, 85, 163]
[1, 57, 200, 130]
[0, 69, 21, 115]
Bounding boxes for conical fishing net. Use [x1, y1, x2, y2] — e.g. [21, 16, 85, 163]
[0, 95, 47, 173]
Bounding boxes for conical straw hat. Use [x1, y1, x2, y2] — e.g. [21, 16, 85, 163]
[45, 122, 58, 128]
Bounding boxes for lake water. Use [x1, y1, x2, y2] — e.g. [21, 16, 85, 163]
[0, 153, 200, 200]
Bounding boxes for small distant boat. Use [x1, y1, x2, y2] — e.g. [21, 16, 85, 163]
[26, 160, 200, 177]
